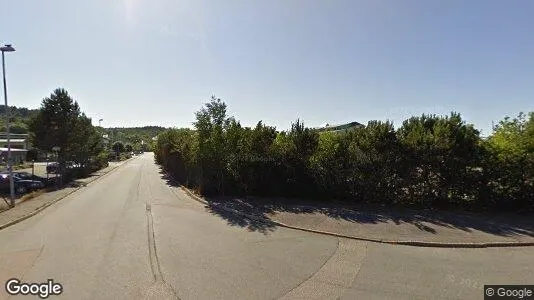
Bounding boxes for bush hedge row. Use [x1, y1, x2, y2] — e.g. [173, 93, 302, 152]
[155, 97, 534, 212]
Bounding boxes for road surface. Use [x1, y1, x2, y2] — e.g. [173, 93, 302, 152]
[0, 153, 532, 299]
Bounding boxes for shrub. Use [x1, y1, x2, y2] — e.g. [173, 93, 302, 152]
[153, 96, 534, 212]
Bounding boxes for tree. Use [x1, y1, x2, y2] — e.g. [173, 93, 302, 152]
[70, 114, 104, 166]
[112, 141, 125, 154]
[153, 95, 533, 212]
[29, 88, 105, 181]
[193, 96, 231, 195]
[395, 113, 481, 208]
[483, 112, 534, 211]
[29, 89, 82, 166]
[125, 144, 133, 152]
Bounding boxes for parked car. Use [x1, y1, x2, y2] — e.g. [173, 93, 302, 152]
[0, 173, 45, 194]
[13, 171, 45, 182]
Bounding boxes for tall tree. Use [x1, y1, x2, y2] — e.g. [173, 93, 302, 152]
[193, 96, 231, 195]
[29, 88, 82, 162]
[29, 88, 105, 180]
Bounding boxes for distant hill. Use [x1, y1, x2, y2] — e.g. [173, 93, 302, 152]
[106, 126, 167, 150]
[0, 105, 167, 150]
[0, 105, 39, 134]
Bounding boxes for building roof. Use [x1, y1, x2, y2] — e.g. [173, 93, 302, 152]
[315, 121, 364, 132]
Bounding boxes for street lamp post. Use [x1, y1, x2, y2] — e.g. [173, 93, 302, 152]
[1, 44, 16, 207]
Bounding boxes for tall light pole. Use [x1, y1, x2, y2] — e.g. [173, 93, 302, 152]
[1, 44, 16, 206]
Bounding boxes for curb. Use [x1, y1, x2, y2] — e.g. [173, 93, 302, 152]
[176, 183, 534, 249]
[0, 158, 134, 231]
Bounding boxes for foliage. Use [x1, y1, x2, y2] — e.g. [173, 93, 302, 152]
[481, 112, 534, 211]
[106, 126, 165, 152]
[396, 113, 482, 208]
[154, 96, 534, 212]
[112, 141, 125, 153]
[0, 105, 39, 134]
[90, 151, 109, 171]
[28, 88, 105, 176]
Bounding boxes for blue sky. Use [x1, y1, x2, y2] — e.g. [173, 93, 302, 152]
[1, 0, 533, 135]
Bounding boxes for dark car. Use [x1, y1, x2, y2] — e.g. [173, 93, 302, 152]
[0, 173, 45, 194]
[13, 171, 54, 188]
[13, 171, 45, 182]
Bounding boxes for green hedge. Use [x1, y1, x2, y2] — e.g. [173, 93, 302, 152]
[155, 97, 534, 212]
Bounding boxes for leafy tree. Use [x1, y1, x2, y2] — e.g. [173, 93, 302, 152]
[309, 130, 347, 199]
[125, 144, 133, 152]
[396, 113, 481, 208]
[483, 112, 534, 211]
[112, 141, 125, 154]
[0, 105, 39, 134]
[106, 126, 166, 151]
[29, 88, 105, 181]
[345, 120, 401, 203]
[193, 96, 231, 195]
[29, 89, 81, 164]
[153, 96, 534, 212]
[70, 114, 104, 166]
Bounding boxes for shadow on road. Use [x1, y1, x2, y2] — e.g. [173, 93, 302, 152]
[158, 170, 276, 234]
[158, 169, 534, 238]
[206, 202, 277, 234]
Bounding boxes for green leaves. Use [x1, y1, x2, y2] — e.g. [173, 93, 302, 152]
[112, 141, 125, 153]
[154, 98, 534, 212]
[481, 112, 534, 210]
[29, 88, 104, 169]
[0, 105, 39, 134]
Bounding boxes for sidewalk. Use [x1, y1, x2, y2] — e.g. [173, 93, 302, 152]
[179, 187, 534, 247]
[0, 161, 127, 229]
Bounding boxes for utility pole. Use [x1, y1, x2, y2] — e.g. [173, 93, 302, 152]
[1, 44, 16, 206]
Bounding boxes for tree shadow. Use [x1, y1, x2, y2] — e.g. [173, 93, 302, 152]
[158, 168, 534, 238]
[206, 196, 534, 238]
[158, 170, 276, 234]
[205, 202, 277, 234]
[159, 170, 180, 188]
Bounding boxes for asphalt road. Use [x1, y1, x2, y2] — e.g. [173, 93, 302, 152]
[0, 153, 532, 300]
